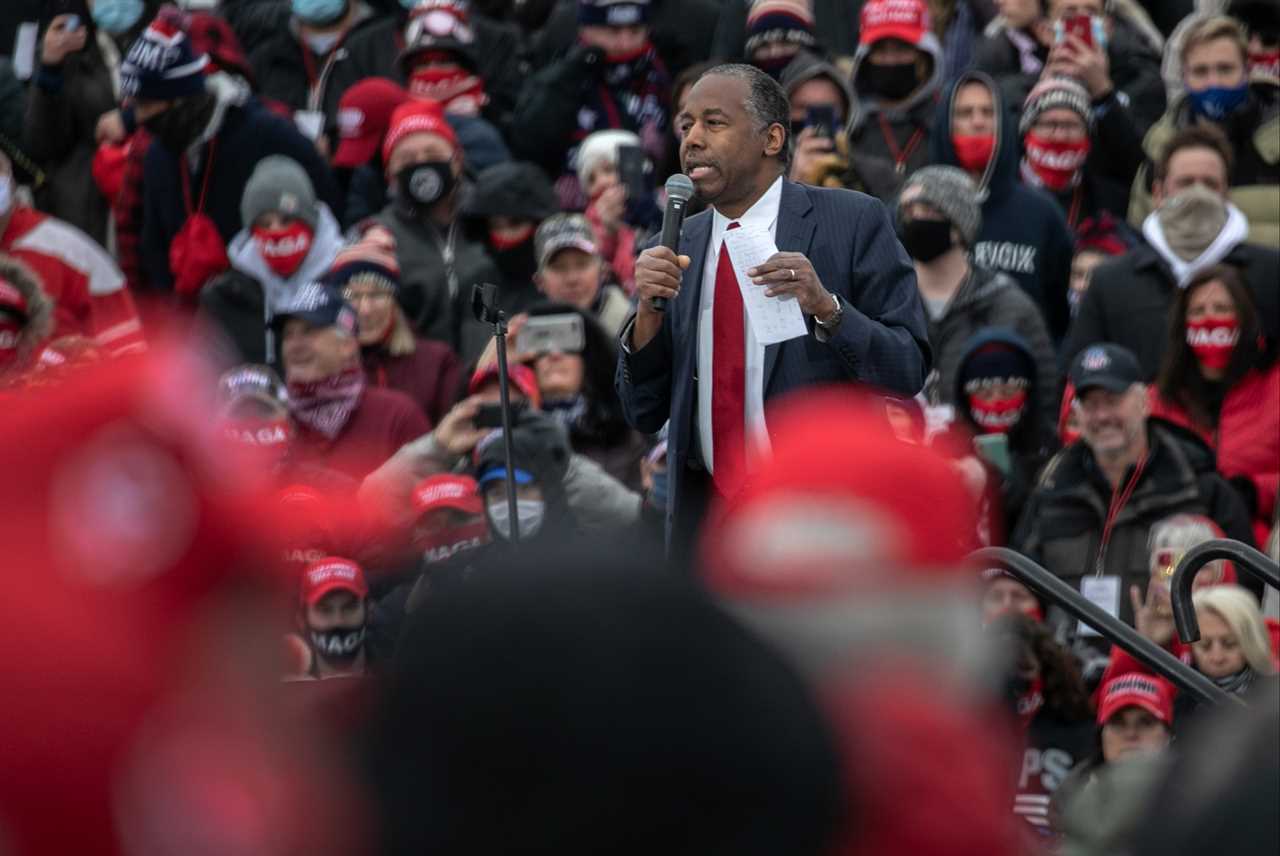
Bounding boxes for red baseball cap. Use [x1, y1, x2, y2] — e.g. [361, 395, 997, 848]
[382, 98, 458, 166]
[1096, 674, 1175, 727]
[859, 0, 930, 47]
[467, 362, 543, 409]
[412, 474, 483, 517]
[333, 78, 410, 169]
[300, 557, 369, 607]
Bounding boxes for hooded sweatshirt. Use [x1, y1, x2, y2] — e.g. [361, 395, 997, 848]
[929, 71, 1073, 342]
[198, 203, 345, 366]
[845, 25, 945, 201]
[1141, 198, 1250, 288]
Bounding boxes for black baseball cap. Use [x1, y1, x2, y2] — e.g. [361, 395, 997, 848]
[1069, 344, 1143, 394]
[271, 282, 359, 336]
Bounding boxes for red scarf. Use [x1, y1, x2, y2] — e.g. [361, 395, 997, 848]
[969, 389, 1028, 434]
[253, 221, 314, 278]
[1186, 316, 1239, 372]
[1022, 133, 1090, 191]
[409, 62, 487, 116]
[287, 366, 365, 440]
[488, 223, 535, 250]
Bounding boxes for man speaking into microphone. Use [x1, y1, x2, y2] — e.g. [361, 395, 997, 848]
[615, 63, 930, 549]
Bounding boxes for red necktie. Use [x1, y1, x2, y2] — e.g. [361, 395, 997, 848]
[711, 221, 745, 496]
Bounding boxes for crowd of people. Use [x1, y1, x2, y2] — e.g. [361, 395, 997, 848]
[0, 0, 1277, 853]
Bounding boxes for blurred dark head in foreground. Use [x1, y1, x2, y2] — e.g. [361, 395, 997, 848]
[365, 541, 843, 856]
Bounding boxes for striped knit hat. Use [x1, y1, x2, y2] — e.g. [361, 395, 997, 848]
[1019, 75, 1092, 135]
[745, 0, 817, 57]
[120, 8, 209, 101]
[325, 225, 401, 294]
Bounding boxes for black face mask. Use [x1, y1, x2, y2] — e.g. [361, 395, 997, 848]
[898, 217, 953, 262]
[309, 625, 366, 663]
[864, 60, 920, 101]
[143, 92, 216, 154]
[488, 236, 538, 282]
[395, 161, 456, 217]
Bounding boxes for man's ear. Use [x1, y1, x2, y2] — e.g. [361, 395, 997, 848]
[1151, 178, 1165, 207]
[533, 271, 547, 294]
[764, 122, 786, 159]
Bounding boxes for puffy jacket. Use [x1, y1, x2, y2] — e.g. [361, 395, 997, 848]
[925, 265, 1060, 433]
[1128, 83, 1280, 248]
[0, 252, 54, 384]
[1149, 361, 1280, 544]
[1063, 241, 1280, 380]
[931, 71, 1074, 342]
[1012, 422, 1256, 628]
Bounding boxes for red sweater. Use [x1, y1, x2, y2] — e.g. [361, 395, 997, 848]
[362, 338, 461, 426]
[1, 206, 145, 355]
[1149, 363, 1280, 544]
[286, 387, 429, 486]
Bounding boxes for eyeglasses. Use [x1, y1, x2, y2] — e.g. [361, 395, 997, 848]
[1031, 119, 1087, 137]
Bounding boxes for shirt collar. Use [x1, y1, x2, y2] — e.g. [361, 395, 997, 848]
[712, 175, 784, 234]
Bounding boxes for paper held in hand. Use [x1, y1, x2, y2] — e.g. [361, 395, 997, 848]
[722, 226, 808, 345]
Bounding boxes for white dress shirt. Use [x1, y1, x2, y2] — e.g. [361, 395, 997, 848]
[698, 176, 783, 474]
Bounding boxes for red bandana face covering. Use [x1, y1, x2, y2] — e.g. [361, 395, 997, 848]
[415, 521, 491, 565]
[253, 221, 314, 279]
[1186, 316, 1239, 371]
[221, 417, 293, 469]
[488, 223, 535, 250]
[969, 389, 1028, 434]
[409, 64, 487, 116]
[953, 134, 995, 172]
[1023, 132, 1090, 191]
[287, 367, 366, 440]
[0, 317, 22, 366]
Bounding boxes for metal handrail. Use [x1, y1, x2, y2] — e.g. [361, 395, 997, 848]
[1169, 539, 1280, 644]
[971, 547, 1238, 708]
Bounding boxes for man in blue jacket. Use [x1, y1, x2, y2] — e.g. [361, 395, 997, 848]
[616, 63, 929, 550]
[123, 11, 342, 296]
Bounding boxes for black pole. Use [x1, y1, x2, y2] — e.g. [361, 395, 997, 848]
[970, 547, 1240, 708]
[492, 315, 520, 543]
[1170, 539, 1280, 644]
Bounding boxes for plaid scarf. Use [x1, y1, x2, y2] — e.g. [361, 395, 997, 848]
[287, 366, 365, 440]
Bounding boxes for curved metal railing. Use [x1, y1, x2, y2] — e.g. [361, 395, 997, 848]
[1169, 539, 1280, 644]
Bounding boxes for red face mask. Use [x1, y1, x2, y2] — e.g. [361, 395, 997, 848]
[1023, 132, 1091, 191]
[968, 389, 1028, 434]
[253, 221, 314, 279]
[0, 317, 22, 366]
[416, 520, 490, 565]
[409, 64, 487, 116]
[221, 417, 293, 469]
[1186, 316, 1239, 371]
[1250, 49, 1280, 81]
[953, 134, 995, 172]
[488, 223, 535, 250]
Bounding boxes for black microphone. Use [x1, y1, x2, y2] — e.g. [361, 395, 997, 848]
[651, 174, 695, 312]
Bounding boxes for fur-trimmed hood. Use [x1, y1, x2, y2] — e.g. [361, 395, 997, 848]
[0, 252, 54, 376]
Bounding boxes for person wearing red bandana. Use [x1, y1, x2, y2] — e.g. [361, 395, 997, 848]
[329, 223, 460, 425]
[1150, 264, 1279, 545]
[0, 254, 54, 389]
[199, 154, 345, 368]
[273, 281, 429, 487]
[1018, 74, 1141, 230]
[508, 0, 670, 209]
[399, 0, 487, 118]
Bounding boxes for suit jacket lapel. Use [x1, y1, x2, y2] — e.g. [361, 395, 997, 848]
[764, 181, 816, 393]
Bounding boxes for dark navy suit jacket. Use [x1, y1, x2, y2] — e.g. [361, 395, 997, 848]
[614, 179, 931, 545]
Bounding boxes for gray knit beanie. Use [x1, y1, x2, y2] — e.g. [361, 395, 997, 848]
[240, 156, 320, 230]
[899, 165, 982, 247]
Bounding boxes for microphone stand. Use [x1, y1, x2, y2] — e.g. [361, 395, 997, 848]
[471, 283, 520, 542]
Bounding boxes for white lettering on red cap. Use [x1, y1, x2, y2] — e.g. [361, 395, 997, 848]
[338, 108, 365, 139]
[306, 561, 360, 588]
[416, 482, 468, 505]
[862, 0, 929, 31]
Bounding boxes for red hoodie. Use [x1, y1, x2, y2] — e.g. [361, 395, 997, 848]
[1, 206, 145, 355]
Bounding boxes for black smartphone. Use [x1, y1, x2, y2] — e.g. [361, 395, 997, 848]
[616, 144, 648, 200]
[475, 401, 525, 429]
[805, 105, 838, 140]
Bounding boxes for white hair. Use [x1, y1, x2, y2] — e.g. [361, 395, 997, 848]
[1192, 585, 1275, 675]
[1147, 513, 1225, 580]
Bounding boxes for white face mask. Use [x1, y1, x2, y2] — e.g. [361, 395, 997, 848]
[303, 30, 343, 55]
[487, 499, 546, 540]
[0, 174, 12, 217]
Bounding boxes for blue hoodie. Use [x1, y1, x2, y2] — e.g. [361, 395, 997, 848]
[928, 71, 1073, 344]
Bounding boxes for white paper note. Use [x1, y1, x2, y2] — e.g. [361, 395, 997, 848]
[721, 226, 807, 346]
[1077, 575, 1121, 637]
[13, 23, 38, 81]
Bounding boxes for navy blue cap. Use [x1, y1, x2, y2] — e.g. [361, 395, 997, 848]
[1070, 344, 1143, 394]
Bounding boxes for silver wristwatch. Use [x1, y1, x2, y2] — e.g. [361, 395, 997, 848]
[815, 292, 843, 329]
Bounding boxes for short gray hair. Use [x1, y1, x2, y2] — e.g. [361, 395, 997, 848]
[701, 63, 793, 167]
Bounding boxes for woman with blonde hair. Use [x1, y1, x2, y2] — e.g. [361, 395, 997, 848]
[1190, 584, 1277, 696]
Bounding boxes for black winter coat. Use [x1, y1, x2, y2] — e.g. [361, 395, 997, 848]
[531, 0, 719, 80]
[1063, 241, 1280, 380]
[1012, 423, 1256, 628]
